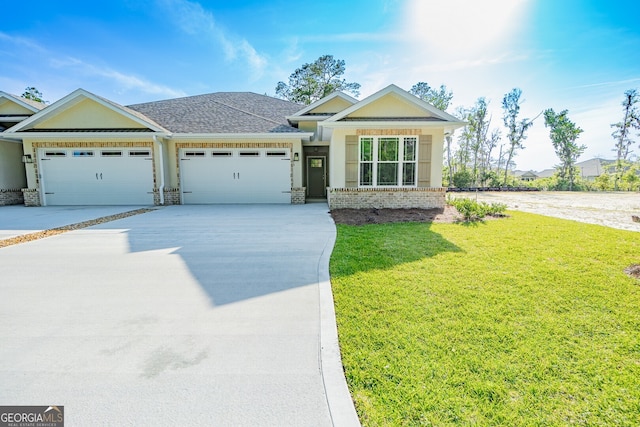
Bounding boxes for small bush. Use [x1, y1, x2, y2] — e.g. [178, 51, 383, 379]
[448, 197, 506, 221]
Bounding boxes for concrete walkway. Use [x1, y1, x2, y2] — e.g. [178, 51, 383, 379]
[0, 204, 359, 426]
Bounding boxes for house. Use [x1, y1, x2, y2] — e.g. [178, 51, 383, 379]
[575, 158, 609, 181]
[0, 92, 46, 205]
[536, 168, 556, 179]
[513, 170, 539, 181]
[3, 84, 464, 209]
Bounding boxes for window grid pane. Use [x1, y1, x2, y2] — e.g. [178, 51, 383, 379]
[404, 138, 416, 161]
[360, 163, 373, 186]
[360, 138, 373, 161]
[378, 138, 398, 162]
[377, 163, 398, 186]
[403, 162, 416, 185]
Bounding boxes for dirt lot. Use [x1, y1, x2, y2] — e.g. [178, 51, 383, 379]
[451, 191, 640, 232]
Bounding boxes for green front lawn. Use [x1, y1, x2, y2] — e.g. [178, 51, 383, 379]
[330, 212, 640, 426]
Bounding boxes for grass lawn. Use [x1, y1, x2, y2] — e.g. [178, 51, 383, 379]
[330, 211, 640, 426]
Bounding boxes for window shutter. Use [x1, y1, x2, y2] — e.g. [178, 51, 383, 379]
[418, 135, 432, 187]
[345, 135, 358, 187]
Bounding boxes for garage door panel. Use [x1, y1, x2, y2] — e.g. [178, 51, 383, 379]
[180, 149, 291, 204]
[39, 148, 154, 206]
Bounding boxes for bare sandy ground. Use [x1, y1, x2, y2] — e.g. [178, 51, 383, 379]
[451, 191, 640, 232]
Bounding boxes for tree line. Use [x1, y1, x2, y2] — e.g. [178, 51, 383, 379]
[275, 55, 640, 191]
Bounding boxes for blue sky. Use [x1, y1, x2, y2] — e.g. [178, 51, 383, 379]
[1, 0, 639, 171]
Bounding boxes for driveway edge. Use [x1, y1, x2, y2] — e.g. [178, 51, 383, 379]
[318, 222, 361, 427]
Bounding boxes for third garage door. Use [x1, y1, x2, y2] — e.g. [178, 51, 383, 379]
[180, 148, 291, 204]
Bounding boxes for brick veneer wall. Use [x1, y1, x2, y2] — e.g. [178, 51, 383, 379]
[291, 187, 305, 204]
[163, 188, 181, 205]
[22, 188, 41, 207]
[327, 187, 446, 209]
[0, 190, 24, 206]
[152, 188, 182, 205]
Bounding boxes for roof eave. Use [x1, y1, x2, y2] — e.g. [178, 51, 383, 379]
[169, 132, 314, 140]
[322, 120, 467, 130]
[6, 131, 163, 139]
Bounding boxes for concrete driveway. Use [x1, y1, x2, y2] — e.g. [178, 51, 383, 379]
[0, 204, 358, 426]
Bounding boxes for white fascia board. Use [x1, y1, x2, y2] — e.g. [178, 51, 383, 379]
[285, 115, 332, 122]
[170, 132, 314, 140]
[8, 131, 164, 139]
[0, 135, 23, 143]
[321, 120, 467, 130]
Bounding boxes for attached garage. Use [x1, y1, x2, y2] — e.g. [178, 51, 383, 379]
[38, 147, 155, 206]
[179, 148, 291, 204]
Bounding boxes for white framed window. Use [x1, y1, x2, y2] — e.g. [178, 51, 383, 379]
[359, 136, 417, 186]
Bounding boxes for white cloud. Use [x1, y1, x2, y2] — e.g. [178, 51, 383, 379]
[0, 31, 46, 52]
[50, 57, 186, 98]
[157, 0, 268, 78]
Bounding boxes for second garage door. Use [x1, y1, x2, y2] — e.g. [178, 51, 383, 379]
[180, 148, 291, 204]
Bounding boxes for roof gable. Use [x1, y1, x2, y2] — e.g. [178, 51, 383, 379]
[291, 92, 357, 117]
[0, 92, 45, 115]
[325, 84, 461, 123]
[7, 89, 167, 133]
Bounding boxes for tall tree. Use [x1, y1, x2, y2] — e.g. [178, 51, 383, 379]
[410, 82, 455, 185]
[610, 89, 639, 179]
[501, 88, 534, 185]
[543, 108, 586, 191]
[275, 55, 360, 105]
[467, 97, 490, 185]
[22, 87, 46, 103]
[409, 82, 453, 111]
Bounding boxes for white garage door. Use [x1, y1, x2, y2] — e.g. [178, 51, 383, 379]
[38, 148, 154, 205]
[180, 148, 291, 204]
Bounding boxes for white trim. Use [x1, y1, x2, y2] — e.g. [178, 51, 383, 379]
[322, 120, 466, 130]
[170, 132, 313, 140]
[6, 132, 163, 139]
[358, 135, 418, 188]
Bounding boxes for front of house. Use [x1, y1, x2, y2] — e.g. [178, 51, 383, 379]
[0, 84, 464, 209]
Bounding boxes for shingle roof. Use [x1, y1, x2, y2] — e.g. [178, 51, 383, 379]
[127, 92, 304, 134]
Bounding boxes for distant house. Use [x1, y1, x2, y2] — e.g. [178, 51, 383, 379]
[513, 170, 539, 181]
[576, 158, 607, 181]
[536, 169, 556, 179]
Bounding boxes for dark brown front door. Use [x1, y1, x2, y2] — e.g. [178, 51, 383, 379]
[307, 156, 326, 198]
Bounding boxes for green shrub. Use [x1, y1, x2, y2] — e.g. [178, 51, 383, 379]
[448, 197, 506, 221]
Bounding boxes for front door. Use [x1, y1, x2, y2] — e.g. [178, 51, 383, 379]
[307, 156, 326, 198]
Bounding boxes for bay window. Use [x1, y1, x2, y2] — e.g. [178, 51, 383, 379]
[359, 136, 417, 186]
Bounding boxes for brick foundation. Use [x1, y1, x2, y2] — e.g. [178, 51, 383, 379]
[22, 189, 41, 207]
[291, 187, 305, 204]
[327, 187, 446, 210]
[163, 188, 181, 205]
[0, 189, 24, 206]
[152, 188, 182, 205]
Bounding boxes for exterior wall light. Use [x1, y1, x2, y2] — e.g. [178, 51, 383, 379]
[21, 154, 33, 163]
[293, 152, 299, 161]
